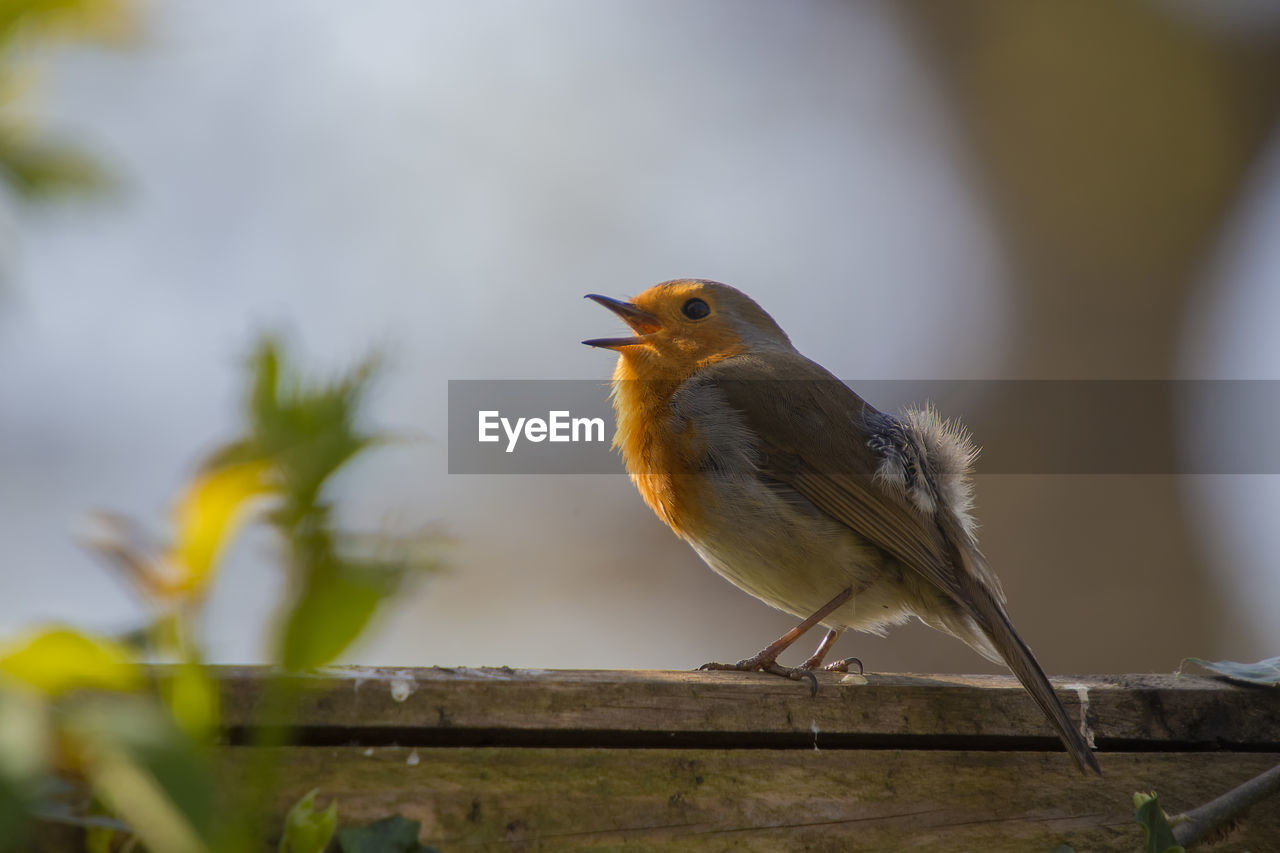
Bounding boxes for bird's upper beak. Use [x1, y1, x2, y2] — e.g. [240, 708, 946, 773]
[582, 294, 663, 349]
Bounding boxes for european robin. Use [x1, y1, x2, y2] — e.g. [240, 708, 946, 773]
[584, 279, 1100, 775]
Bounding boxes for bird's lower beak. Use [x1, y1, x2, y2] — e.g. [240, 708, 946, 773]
[582, 294, 663, 349]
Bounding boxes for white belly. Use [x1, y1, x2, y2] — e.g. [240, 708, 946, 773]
[681, 470, 915, 636]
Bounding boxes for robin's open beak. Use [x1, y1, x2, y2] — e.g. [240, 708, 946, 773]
[582, 294, 663, 349]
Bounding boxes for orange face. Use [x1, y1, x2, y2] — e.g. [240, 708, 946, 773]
[584, 279, 793, 531]
[584, 279, 790, 383]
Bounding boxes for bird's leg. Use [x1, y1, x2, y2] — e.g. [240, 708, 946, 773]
[699, 587, 852, 693]
[798, 627, 864, 674]
[799, 628, 843, 669]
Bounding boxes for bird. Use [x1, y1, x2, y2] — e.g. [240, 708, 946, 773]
[583, 278, 1100, 775]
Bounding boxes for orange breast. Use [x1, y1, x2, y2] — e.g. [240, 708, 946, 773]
[610, 365, 710, 538]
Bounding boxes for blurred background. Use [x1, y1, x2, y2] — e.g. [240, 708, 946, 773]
[3, 0, 1279, 675]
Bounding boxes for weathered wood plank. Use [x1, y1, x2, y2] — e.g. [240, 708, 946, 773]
[215, 667, 1280, 751]
[28, 669, 1269, 850]
[225, 747, 1280, 851]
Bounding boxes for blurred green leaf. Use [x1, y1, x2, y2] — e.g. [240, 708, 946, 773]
[280, 557, 398, 672]
[162, 657, 219, 741]
[337, 815, 438, 853]
[278, 533, 439, 672]
[78, 800, 132, 853]
[241, 338, 379, 528]
[84, 824, 119, 853]
[0, 0, 135, 43]
[1134, 792, 1184, 853]
[0, 334, 441, 848]
[0, 0, 50, 36]
[278, 788, 336, 853]
[1179, 655, 1280, 687]
[230, 338, 439, 671]
[0, 688, 50, 784]
[1, 0, 134, 214]
[0, 776, 32, 853]
[0, 131, 107, 199]
[61, 696, 216, 852]
[81, 744, 205, 853]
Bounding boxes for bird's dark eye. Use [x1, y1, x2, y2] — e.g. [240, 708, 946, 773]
[681, 298, 710, 320]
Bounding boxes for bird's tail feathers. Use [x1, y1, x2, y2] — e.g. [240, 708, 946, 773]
[955, 567, 1101, 775]
[931, 512, 1100, 775]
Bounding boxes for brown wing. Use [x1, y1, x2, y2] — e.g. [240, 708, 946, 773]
[697, 351, 1101, 775]
[697, 352, 968, 602]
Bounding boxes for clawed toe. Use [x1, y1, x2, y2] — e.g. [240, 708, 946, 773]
[763, 663, 820, 696]
[698, 661, 740, 672]
[698, 647, 785, 672]
[824, 656, 863, 675]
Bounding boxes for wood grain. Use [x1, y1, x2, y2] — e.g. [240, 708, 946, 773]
[226, 748, 1280, 852]
[214, 666, 1280, 751]
[72, 667, 1267, 850]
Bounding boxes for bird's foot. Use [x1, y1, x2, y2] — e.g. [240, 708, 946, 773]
[698, 654, 863, 696]
[699, 656, 821, 696]
[763, 662, 821, 696]
[696, 591, 860, 697]
[697, 654, 775, 673]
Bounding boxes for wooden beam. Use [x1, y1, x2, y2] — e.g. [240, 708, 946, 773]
[215, 666, 1280, 751]
[222, 748, 1280, 851]
[35, 667, 1251, 849]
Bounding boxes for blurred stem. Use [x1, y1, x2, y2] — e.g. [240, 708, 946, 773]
[1172, 763, 1280, 848]
[218, 675, 303, 853]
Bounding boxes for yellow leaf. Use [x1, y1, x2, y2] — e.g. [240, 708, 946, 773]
[0, 688, 52, 779]
[163, 459, 276, 599]
[0, 627, 141, 696]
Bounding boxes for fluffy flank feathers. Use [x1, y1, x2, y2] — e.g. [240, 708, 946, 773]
[900, 404, 980, 545]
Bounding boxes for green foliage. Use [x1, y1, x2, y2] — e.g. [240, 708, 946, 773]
[279, 789, 337, 853]
[0, 335, 443, 849]
[0, 0, 125, 38]
[0, 777, 31, 853]
[0, 0, 131, 204]
[1134, 792, 1184, 853]
[83, 815, 127, 853]
[226, 338, 433, 670]
[281, 554, 400, 671]
[0, 132, 107, 199]
[0, 682, 49, 850]
[337, 815, 440, 853]
[162, 656, 219, 741]
[1179, 655, 1280, 687]
[60, 696, 216, 852]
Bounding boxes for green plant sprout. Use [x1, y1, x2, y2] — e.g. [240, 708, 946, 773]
[0, 336, 441, 851]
